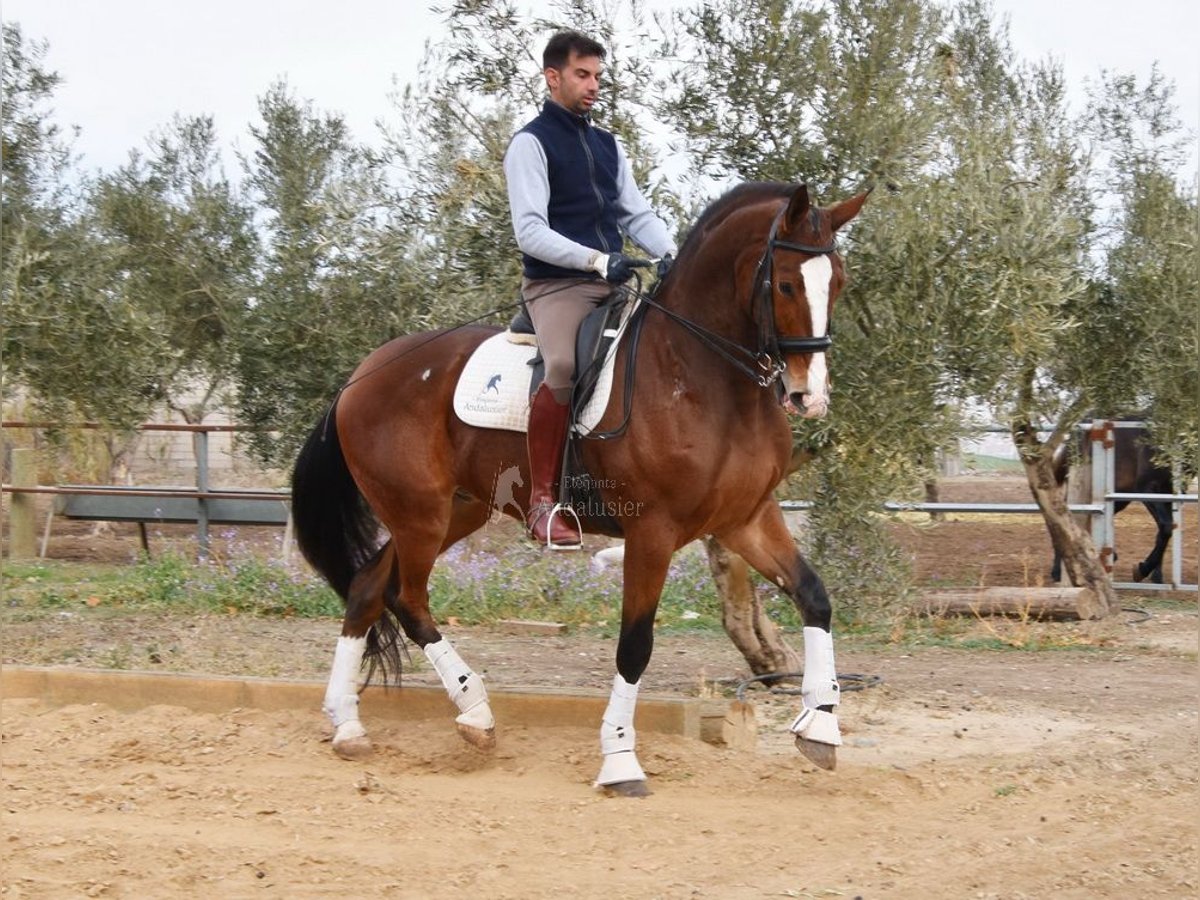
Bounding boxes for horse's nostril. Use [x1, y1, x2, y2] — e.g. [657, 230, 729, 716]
[789, 391, 807, 407]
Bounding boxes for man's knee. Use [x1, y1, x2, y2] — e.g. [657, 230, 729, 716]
[543, 354, 575, 391]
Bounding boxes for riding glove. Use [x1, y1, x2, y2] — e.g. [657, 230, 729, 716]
[655, 254, 674, 280]
[590, 252, 652, 283]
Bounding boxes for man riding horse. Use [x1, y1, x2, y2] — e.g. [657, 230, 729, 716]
[504, 29, 677, 549]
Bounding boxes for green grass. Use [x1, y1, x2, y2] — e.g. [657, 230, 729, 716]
[5, 546, 1184, 658]
[427, 541, 723, 631]
[1, 542, 728, 632]
[960, 453, 1024, 473]
[3, 555, 343, 618]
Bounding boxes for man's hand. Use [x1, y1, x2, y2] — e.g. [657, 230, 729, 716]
[589, 252, 653, 283]
[655, 254, 674, 280]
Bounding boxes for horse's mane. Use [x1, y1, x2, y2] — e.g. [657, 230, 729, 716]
[673, 181, 797, 267]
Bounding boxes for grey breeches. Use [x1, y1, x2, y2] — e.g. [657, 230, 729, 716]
[521, 277, 614, 395]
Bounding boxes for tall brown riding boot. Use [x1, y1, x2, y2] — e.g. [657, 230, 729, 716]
[525, 383, 582, 549]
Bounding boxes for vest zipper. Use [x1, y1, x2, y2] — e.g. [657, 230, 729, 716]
[576, 125, 612, 251]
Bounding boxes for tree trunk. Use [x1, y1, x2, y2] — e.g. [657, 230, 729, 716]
[704, 537, 802, 676]
[1012, 422, 1116, 618]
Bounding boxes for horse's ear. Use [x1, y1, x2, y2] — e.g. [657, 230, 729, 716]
[828, 188, 871, 232]
[784, 184, 811, 231]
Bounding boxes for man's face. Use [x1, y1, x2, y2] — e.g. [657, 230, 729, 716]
[546, 51, 602, 115]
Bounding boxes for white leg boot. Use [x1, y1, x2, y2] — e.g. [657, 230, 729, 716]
[424, 638, 496, 750]
[595, 675, 647, 791]
[324, 636, 372, 759]
[789, 626, 842, 769]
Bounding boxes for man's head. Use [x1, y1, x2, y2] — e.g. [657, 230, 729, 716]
[542, 30, 606, 116]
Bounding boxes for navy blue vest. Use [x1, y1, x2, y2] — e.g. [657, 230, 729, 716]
[518, 101, 622, 280]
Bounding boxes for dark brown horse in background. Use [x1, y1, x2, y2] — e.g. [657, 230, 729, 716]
[291, 182, 869, 794]
[1051, 420, 1182, 584]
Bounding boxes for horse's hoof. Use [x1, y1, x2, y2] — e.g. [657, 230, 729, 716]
[333, 735, 374, 760]
[599, 780, 651, 798]
[795, 736, 837, 771]
[456, 723, 497, 751]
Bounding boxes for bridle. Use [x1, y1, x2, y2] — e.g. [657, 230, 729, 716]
[640, 203, 837, 389]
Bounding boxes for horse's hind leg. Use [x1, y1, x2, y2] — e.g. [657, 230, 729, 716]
[1134, 500, 1174, 583]
[323, 496, 493, 760]
[716, 503, 841, 771]
[389, 495, 498, 750]
[324, 544, 396, 760]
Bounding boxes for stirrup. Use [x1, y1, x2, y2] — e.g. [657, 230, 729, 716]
[529, 502, 583, 551]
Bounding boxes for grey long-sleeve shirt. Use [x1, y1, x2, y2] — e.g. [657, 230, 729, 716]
[504, 128, 678, 272]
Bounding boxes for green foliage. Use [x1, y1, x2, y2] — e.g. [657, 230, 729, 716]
[89, 116, 258, 423]
[236, 83, 413, 465]
[1084, 70, 1198, 468]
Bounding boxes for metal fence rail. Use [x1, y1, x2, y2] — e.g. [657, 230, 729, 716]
[4, 420, 1196, 590]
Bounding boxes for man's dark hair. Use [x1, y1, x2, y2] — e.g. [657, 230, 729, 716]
[543, 30, 606, 70]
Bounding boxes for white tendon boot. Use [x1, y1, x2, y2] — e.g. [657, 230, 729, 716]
[789, 626, 842, 770]
[324, 636, 372, 760]
[423, 638, 496, 750]
[595, 675, 647, 792]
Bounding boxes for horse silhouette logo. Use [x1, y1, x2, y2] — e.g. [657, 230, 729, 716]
[488, 464, 524, 521]
[484, 373, 502, 395]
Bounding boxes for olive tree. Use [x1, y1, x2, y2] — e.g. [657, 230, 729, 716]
[90, 116, 258, 425]
[236, 83, 413, 466]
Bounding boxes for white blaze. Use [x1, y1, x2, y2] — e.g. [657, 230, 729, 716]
[800, 255, 833, 409]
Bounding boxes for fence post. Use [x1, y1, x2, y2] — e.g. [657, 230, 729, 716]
[1097, 421, 1117, 572]
[8, 448, 37, 559]
[194, 430, 210, 559]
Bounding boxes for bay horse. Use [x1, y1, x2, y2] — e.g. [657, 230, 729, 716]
[1051, 420, 1181, 584]
[291, 181, 869, 794]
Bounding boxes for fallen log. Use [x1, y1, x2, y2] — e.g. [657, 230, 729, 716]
[916, 586, 1104, 621]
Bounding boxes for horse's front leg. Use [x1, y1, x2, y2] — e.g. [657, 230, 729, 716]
[717, 503, 842, 770]
[596, 532, 675, 796]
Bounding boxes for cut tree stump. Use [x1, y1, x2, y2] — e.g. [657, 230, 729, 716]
[917, 586, 1104, 621]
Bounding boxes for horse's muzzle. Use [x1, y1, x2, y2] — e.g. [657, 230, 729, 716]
[784, 391, 828, 419]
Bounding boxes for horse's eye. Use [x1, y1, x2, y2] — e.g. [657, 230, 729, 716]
[779, 282, 795, 296]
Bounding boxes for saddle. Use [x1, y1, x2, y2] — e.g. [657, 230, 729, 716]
[452, 291, 644, 536]
[454, 291, 639, 435]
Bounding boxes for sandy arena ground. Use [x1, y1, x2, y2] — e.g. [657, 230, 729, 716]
[3, 475, 1197, 898]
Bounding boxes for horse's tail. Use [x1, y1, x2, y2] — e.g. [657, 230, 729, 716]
[1051, 441, 1070, 489]
[291, 399, 379, 601]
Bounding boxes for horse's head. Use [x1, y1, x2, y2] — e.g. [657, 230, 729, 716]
[757, 184, 869, 419]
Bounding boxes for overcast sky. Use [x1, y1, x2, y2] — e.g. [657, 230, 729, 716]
[4, 0, 1197, 178]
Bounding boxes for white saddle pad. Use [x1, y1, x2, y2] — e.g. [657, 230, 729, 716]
[452, 299, 637, 435]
